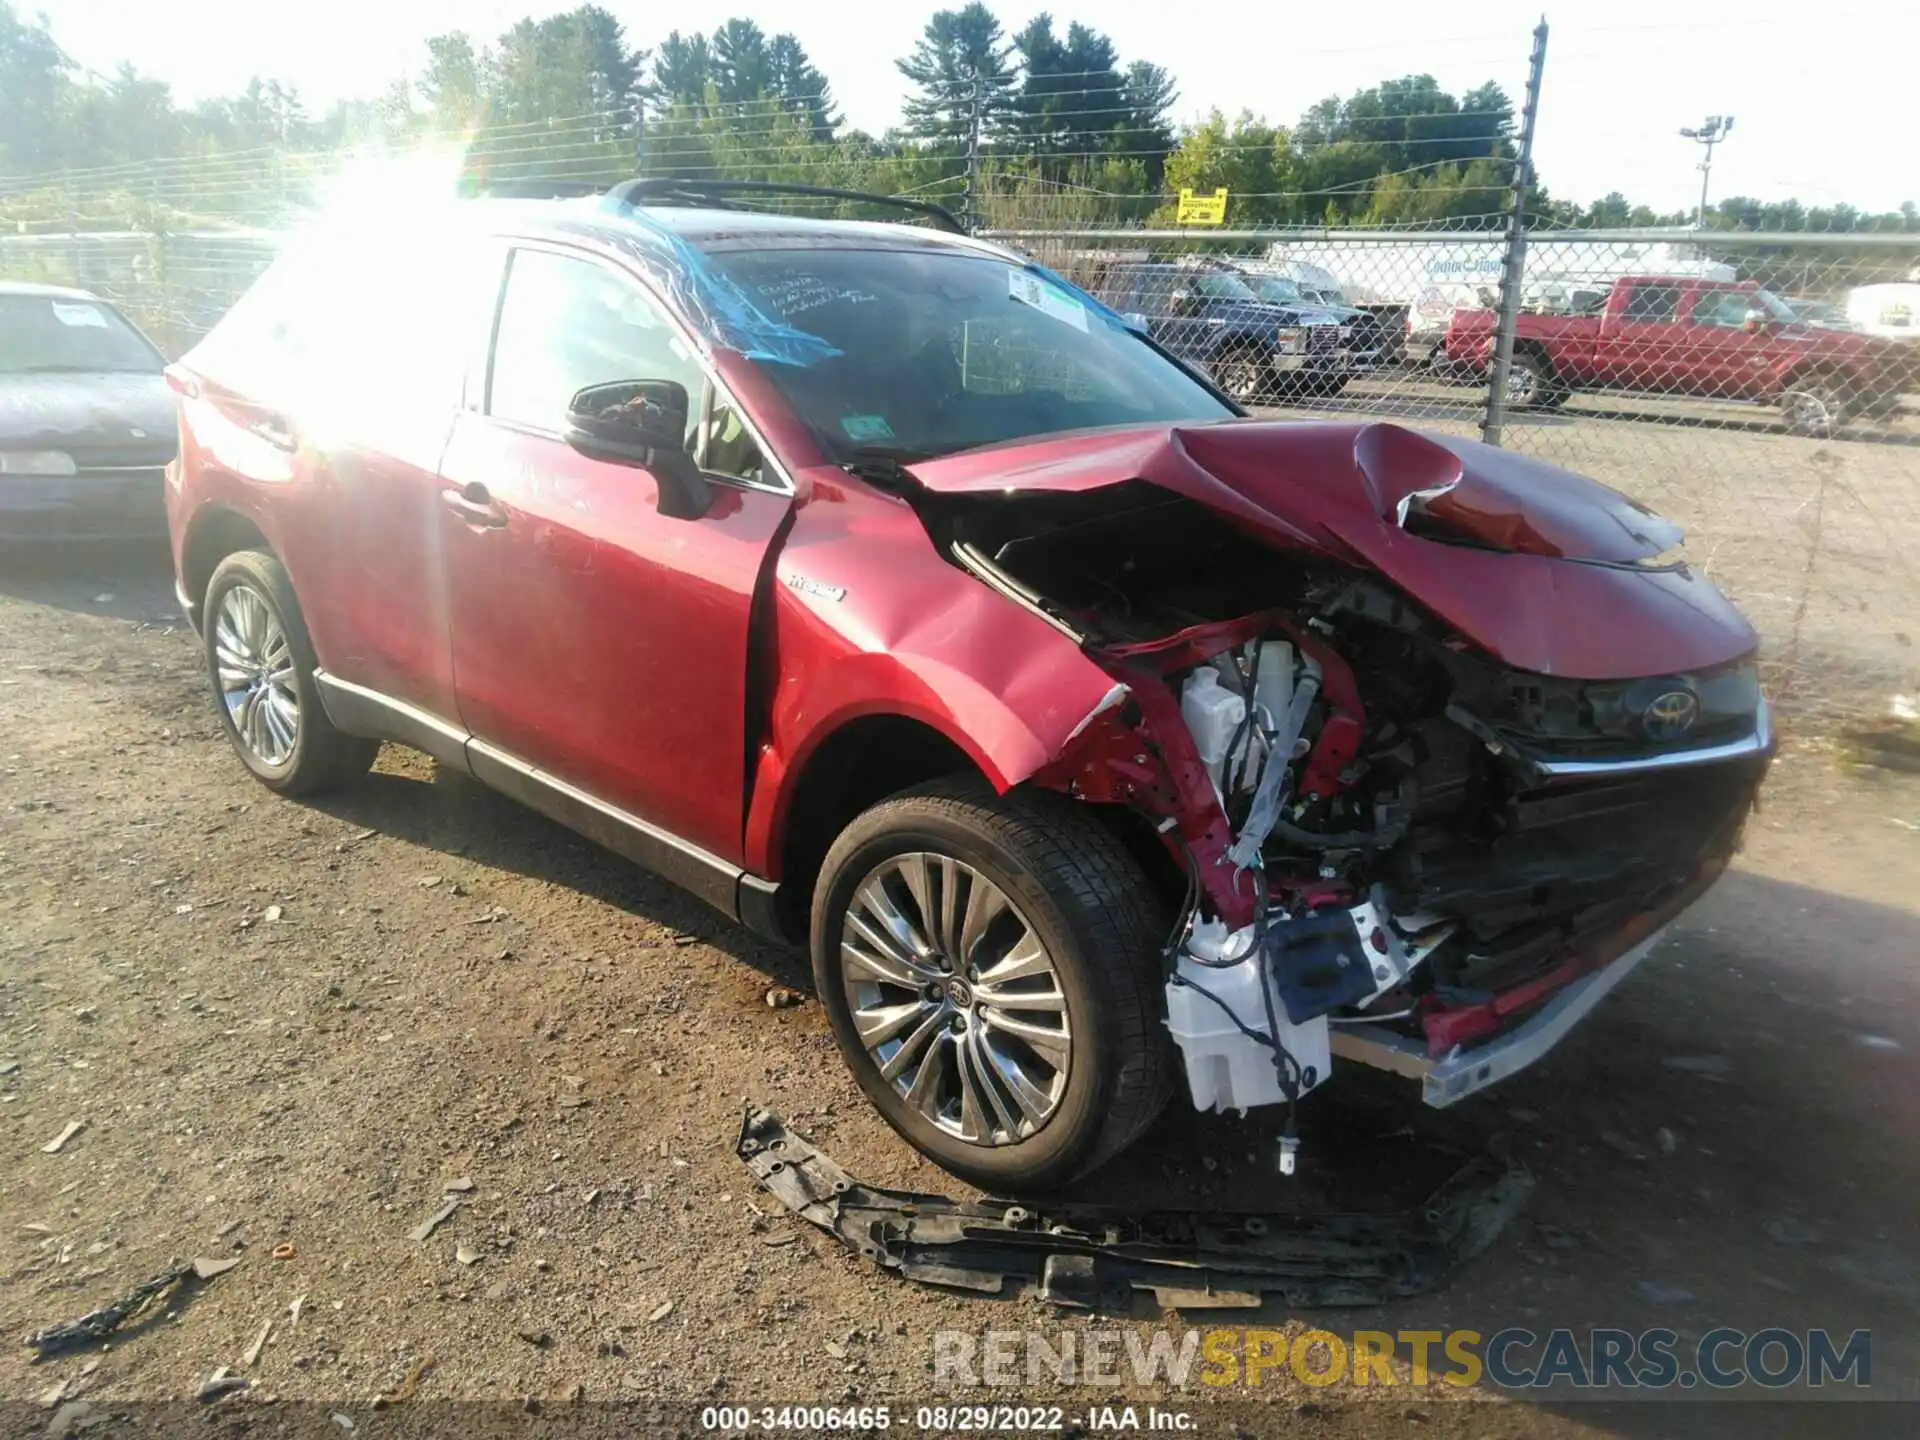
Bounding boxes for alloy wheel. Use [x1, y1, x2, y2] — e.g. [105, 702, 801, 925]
[214, 583, 300, 767]
[1785, 387, 1837, 437]
[839, 852, 1072, 1147]
[1506, 361, 1539, 406]
[1218, 355, 1265, 404]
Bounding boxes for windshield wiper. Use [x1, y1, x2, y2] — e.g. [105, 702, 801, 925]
[840, 443, 949, 491]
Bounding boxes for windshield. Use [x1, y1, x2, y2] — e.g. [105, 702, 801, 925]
[0, 295, 163, 375]
[1193, 271, 1262, 303]
[1246, 275, 1306, 305]
[708, 248, 1234, 461]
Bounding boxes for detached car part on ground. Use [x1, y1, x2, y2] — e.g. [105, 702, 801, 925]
[165, 181, 1773, 1194]
[738, 1108, 1533, 1308]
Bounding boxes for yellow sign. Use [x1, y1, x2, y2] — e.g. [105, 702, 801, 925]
[1175, 187, 1230, 225]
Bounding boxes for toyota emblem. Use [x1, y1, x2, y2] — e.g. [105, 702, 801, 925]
[1642, 689, 1701, 741]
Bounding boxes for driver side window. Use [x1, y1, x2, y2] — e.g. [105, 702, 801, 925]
[486, 247, 765, 483]
[489, 248, 704, 443]
[1690, 290, 1753, 328]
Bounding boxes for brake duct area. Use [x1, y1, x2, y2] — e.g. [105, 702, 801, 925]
[943, 482, 1766, 1163]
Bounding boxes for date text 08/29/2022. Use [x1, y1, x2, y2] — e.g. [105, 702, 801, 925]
[699, 1405, 1193, 1432]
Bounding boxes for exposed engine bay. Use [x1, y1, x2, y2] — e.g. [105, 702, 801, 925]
[925, 472, 1772, 1164]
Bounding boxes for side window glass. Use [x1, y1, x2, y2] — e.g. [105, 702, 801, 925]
[1690, 290, 1751, 328]
[193, 229, 479, 416]
[698, 396, 766, 485]
[1621, 284, 1680, 324]
[488, 249, 706, 442]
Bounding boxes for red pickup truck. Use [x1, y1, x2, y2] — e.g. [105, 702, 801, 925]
[1444, 276, 1915, 435]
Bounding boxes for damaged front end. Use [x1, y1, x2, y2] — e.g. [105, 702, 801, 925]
[909, 421, 1772, 1158]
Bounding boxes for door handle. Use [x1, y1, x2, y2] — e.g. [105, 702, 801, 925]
[441, 482, 508, 529]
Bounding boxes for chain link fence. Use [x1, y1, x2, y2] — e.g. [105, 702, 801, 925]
[994, 224, 1920, 731]
[4, 197, 1916, 735]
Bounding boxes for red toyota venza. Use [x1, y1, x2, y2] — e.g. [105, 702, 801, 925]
[164, 182, 1772, 1190]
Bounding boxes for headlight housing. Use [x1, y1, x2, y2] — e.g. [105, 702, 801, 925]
[1275, 326, 1307, 354]
[0, 451, 78, 476]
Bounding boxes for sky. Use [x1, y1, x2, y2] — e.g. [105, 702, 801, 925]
[30, 0, 1920, 213]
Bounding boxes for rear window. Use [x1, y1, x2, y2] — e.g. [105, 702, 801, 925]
[1620, 284, 1681, 323]
[188, 223, 490, 413]
[0, 296, 162, 375]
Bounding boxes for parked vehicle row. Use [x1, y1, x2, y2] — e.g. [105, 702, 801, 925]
[1083, 258, 1354, 403]
[1442, 274, 1918, 435]
[152, 182, 1772, 1191]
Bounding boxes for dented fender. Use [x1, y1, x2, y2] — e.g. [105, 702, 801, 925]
[743, 468, 1122, 880]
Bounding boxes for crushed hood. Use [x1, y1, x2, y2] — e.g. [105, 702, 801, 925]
[905, 420, 1756, 681]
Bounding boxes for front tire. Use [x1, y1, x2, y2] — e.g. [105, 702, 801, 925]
[811, 778, 1173, 1192]
[1214, 343, 1275, 406]
[204, 549, 377, 796]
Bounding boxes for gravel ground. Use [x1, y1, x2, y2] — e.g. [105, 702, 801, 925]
[2, 544, 1918, 1440]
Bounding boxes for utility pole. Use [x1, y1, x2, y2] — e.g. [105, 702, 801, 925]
[962, 75, 984, 234]
[1481, 18, 1549, 449]
[1680, 115, 1734, 230]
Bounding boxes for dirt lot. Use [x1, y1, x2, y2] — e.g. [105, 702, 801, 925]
[3, 543, 1918, 1439]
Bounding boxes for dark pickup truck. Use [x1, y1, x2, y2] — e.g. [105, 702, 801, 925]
[1444, 275, 1915, 435]
[1088, 261, 1347, 404]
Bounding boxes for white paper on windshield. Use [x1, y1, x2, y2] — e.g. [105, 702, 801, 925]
[51, 302, 109, 329]
[1008, 271, 1089, 332]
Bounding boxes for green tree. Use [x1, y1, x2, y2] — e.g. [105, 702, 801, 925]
[1009, 16, 1124, 169]
[487, 6, 640, 128]
[0, 0, 72, 172]
[708, 19, 770, 106]
[1116, 60, 1177, 186]
[62, 64, 182, 167]
[1585, 190, 1631, 227]
[766, 32, 837, 142]
[648, 31, 711, 113]
[897, 4, 1016, 142]
[1159, 110, 1293, 224]
[420, 32, 485, 132]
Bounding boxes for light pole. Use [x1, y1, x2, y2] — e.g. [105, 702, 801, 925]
[1680, 115, 1734, 229]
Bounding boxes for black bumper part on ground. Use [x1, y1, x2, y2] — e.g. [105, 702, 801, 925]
[737, 1108, 1532, 1310]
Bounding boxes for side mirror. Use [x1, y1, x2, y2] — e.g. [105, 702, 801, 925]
[1121, 311, 1151, 334]
[1168, 289, 1195, 317]
[564, 380, 711, 520]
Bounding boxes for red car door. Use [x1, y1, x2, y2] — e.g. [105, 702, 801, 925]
[183, 230, 489, 726]
[437, 242, 792, 870]
[1593, 279, 1683, 392]
[1682, 285, 1774, 398]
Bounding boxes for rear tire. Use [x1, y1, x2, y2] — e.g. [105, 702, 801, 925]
[203, 549, 377, 796]
[811, 778, 1174, 1193]
[1782, 378, 1846, 437]
[1505, 351, 1555, 410]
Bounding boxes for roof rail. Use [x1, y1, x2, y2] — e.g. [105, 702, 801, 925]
[603, 178, 966, 236]
[459, 177, 608, 200]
